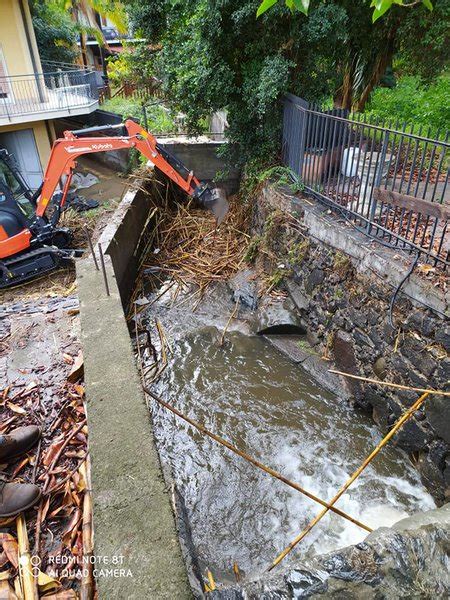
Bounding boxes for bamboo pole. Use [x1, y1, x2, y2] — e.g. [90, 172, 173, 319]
[329, 369, 449, 396]
[16, 514, 38, 600]
[80, 461, 94, 600]
[219, 299, 240, 346]
[143, 386, 372, 533]
[268, 391, 430, 571]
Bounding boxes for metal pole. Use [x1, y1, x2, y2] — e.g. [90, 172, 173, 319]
[268, 391, 431, 571]
[84, 228, 99, 270]
[98, 243, 110, 296]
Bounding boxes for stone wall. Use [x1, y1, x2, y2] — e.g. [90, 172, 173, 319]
[251, 183, 449, 504]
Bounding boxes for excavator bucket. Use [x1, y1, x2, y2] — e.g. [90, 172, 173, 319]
[208, 187, 229, 225]
[197, 185, 229, 225]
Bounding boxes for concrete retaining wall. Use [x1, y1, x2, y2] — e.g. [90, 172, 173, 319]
[158, 137, 241, 195]
[76, 180, 191, 598]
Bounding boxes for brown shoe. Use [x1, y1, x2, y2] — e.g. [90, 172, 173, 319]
[0, 480, 41, 517]
[0, 426, 41, 462]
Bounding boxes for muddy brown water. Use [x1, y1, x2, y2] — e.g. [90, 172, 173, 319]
[139, 285, 436, 584]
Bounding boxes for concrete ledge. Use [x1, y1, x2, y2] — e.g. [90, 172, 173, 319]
[262, 184, 449, 317]
[76, 184, 191, 598]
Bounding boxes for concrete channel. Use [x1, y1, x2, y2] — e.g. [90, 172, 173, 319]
[75, 151, 448, 597]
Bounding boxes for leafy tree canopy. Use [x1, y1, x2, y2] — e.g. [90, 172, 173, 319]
[256, 0, 434, 23]
[29, 0, 79, 64]
[124, 0, 448, 165]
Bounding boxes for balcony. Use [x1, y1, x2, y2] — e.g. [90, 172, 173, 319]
[0, 63, 99, 126]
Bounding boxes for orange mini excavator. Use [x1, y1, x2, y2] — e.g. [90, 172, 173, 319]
[0, 119, 228, 289]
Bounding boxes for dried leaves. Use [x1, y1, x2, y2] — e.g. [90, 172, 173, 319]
[1, 376, 92, 597]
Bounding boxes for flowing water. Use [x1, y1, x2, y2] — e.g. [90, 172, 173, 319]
[142, 287, 436, 584]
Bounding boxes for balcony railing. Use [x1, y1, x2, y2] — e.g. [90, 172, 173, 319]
[0, 65, 99, 122]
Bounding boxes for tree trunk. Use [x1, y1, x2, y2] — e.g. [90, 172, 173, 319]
[354, 29, 396, 112]
[333, 63, 354, 110]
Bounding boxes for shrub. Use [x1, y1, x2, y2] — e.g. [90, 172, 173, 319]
[101, 97, 177, 133]
[364, 74, 450, 135]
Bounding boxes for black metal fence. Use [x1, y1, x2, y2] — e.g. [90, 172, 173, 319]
[282, 94, 449, 269]
[0, 65, 98, 122]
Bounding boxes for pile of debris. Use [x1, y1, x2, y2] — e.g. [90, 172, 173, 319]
[133, 195, 251, 308]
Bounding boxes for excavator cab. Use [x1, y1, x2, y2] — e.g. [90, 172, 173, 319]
[0, 149, 73, 289]
[0, 150, 36, 210]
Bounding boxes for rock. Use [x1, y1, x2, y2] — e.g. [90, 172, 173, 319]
[369, 392, 402, 431]
[305, 268, 324, 294]
[306, 329, 320, 348]
[390, 353, 414, 377]
[366, 309, 380, 327]
[418, 443, 448, 505]
[373, 357, 387, 379]
[228, 268, 258, 310]
[250, 298, 304, 335]
[353, 328, 375, 349]
[434, 358, 450, 385]
[394, 418, 430, 453]
[401, 336, 437, 378]
[348, 307, 368, 328]
[211, 505, 450, 599]
[404, 310, 437, 337]
[285, 279, 309, 312]
[367, 327, 384, 348]
[407, 368, 430, 390]
[435, 326, 450, 352]
[332, 330, 366, 407]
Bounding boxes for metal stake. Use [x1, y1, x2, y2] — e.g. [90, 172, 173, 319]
[84, 227, 99, 270]
[97, 243, 110, 296]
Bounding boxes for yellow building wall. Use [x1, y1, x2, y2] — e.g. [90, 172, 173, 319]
[0, 0, 41, 76]
[0, 120, 53, 170]
[0, 0, 43, 101]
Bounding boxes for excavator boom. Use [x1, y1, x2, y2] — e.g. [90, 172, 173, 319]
[0, 120, 228, 288]
[37, 120, 227, 221]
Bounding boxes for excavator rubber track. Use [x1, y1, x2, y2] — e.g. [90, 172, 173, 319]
[0, 247, 64, 289]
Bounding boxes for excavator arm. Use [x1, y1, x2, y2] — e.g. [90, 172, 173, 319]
[0, 119, 228, 288]
[36, 120, 227, 223]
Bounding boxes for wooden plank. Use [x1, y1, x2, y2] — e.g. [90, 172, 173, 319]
[373, 188, 449, 221]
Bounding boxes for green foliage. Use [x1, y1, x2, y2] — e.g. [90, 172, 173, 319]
[126, 0, 448, 167]
[29, 1, 79, 64]
[50, 0, 129, 34]
[101, 97, 177, 133]
[257, 165, 304, 193]
[107, 43, 157, 86]
[244, 235, 262, 263]
[267, 268, 286, 290]
[256, 0, 433, 22]
[395, 0, 449, 81]
[364, 74, 450, 133]
[333, 251, 353, 277]
[288, 239, 310, 266]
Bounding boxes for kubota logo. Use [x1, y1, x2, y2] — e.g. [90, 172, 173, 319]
[65, 142, 128, 154]
[65, 146, 93, 153]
